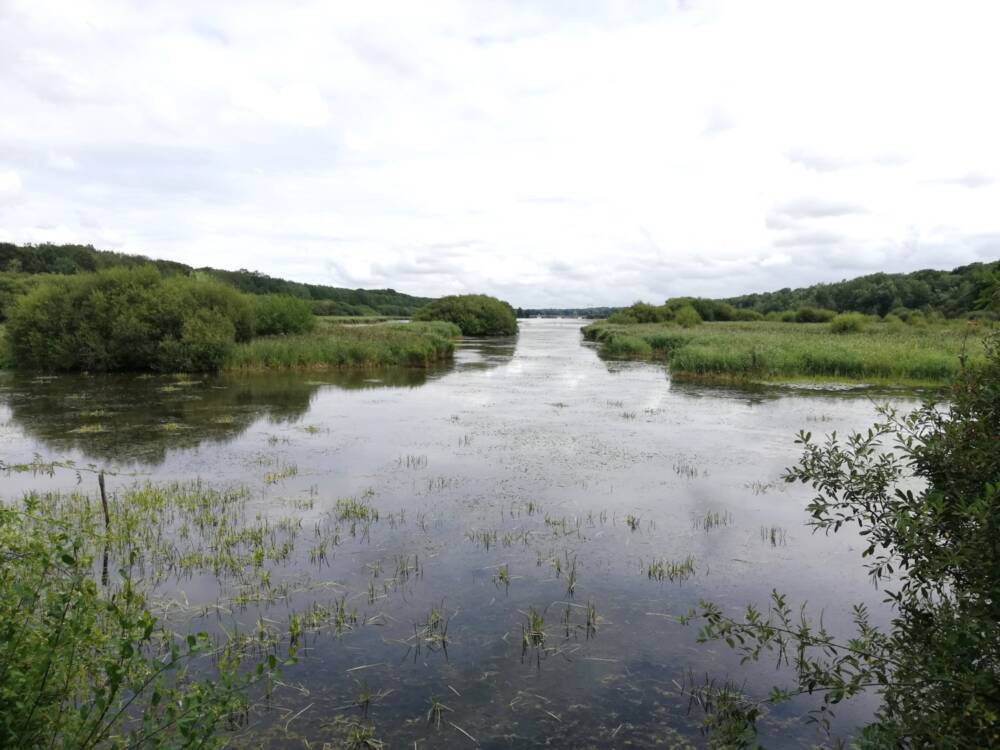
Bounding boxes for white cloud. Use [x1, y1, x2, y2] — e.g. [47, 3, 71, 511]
[0, 0, 998, 306]
[0, 169, 22, 200]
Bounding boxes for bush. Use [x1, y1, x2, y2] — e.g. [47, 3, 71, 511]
[687, 334, 1000, 746]
[674, 305, 702, 328]
[732, 308, 764, 322]
[794, 307, 836, 323]
[254, 294, 315, 335]
[5, 266, 254, 372]
[829, 312, 868, 334]
[0, 494, 260, 748]
[413, 294, 517, 336]
[602, 335, 653, 358]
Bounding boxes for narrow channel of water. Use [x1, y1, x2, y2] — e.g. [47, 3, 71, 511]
[0, 319, 917, 747]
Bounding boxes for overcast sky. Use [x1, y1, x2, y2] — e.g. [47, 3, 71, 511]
[1, 0, 998, 307]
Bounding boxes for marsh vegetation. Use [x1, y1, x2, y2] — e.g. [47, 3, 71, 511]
[583, 317, 990, 385]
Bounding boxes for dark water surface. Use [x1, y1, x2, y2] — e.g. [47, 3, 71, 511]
[0, 319, 917, 748]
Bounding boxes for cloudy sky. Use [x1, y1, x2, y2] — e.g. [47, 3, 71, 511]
[1, 0, 998, 307]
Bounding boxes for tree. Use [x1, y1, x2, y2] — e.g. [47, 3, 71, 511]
[683, 333, 1000, 747]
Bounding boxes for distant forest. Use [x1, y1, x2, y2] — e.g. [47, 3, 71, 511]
[1, 242, 996, 322]
[722, 261, 999, 318]
[516, 307, 617, 319]
[523, 261, 998, 320]
[0, 242, 430, 318]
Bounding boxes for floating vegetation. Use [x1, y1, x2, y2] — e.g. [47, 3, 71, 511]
[698, 510, 733, 531]
[427, 475, 457, 491]
[522, 607, 546, 650]
[263, 463, 298, 484]
[427, 697, 453, 729]
[346, 722, 384, 750]
[673, 459, 703, 479]
[585, 599, 598, 638]
[494, 564, 511, 590]
[404, 601, 449, 659]
[646, 556, 696, 582]
[760, 525, 788, 546]
[566, 554, 578, 596]
[397, 453, 428, 469]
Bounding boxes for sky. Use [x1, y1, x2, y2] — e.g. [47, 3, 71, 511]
[1, 0, 998, 307]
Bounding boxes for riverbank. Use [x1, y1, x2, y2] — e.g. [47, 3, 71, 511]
[582, 319, 990, 385]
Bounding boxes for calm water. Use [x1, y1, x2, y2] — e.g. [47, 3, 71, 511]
[0, 319, 917, 748]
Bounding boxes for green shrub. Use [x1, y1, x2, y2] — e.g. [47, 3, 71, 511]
[254, 294, 315, 335]
[732, 308, 764, 322]
[413, 294, 518, 336]
[602, 335, 653, 358]
[794, 307, 836, 323]
[829, 312, 868, 334]
[5, 266, 254, 372]
[674, 305, 703, 328]
[687, 335, 1000, 746]
[0, 495, 260, 748]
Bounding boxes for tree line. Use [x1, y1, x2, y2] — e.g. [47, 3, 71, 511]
[0, 242, 430, 319]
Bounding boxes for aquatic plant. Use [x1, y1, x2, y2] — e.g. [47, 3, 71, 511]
[582, 319, 986, 384]
[646, 556, 696, 582]
[226, 321, 459, 371]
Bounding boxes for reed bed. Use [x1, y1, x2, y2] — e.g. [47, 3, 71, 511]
[582, 320, 989, 384]
[225, 321, 460, 371]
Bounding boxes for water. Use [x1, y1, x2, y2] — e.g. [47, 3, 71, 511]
[0, 319, 918, 747]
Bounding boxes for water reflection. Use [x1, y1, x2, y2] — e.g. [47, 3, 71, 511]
[0, 337, 519, 466]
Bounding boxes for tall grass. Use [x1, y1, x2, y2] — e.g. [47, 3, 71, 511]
[224, 321, 460, 370]
[583, 320, 990, 384]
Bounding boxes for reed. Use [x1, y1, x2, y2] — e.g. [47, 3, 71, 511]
[225, 321, 460, 371]
[583, 319, 991, 385]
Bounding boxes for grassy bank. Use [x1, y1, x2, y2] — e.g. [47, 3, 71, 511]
[224, 320, 460, 370]
[582, 319, 990, 385]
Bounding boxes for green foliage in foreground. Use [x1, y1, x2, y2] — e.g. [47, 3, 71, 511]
[224, 321, 460, 370]
[683, 335, 1000, 747]
[5, 266, 255, 373]
[0, 495, 269, 748]
[583, 319, 990, 384]
[413, 294, 518, 336]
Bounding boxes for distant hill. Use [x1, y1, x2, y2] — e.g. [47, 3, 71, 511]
[0, 242, 432, 317]
[721, 261, 999, 318]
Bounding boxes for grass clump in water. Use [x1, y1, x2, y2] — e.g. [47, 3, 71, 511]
[225, 321, 460, 371]
[582, 319, 990, 385]
[646, 556, 696, 582]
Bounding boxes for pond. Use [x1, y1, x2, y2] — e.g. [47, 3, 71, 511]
[0, 319, 918, 747]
